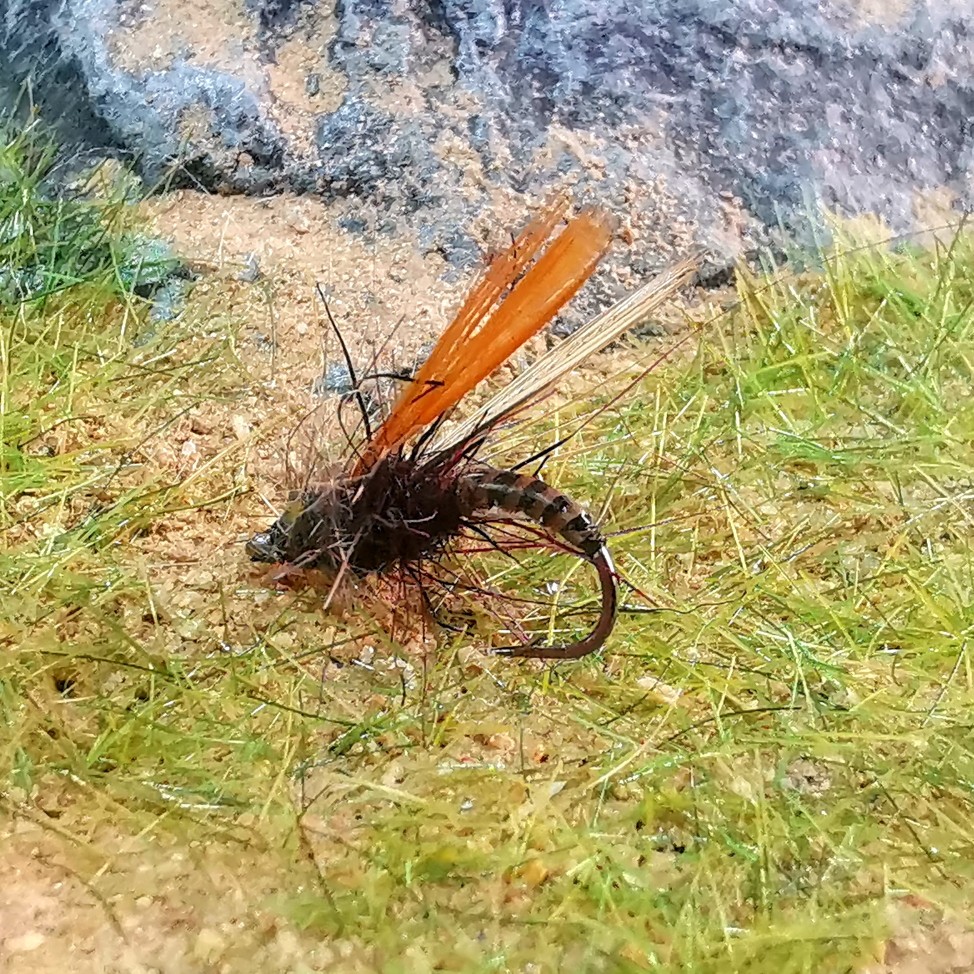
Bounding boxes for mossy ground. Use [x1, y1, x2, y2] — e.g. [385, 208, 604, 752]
[2, 127, 973, 972]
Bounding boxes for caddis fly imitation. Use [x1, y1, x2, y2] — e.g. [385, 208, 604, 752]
[247, 196, 699, 659]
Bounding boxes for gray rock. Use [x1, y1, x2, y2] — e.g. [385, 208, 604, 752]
[2, 0, 971, 296]
[313, 96, 440, 207]
[1, 0, 283, 188]
[237, 252, 262, 283]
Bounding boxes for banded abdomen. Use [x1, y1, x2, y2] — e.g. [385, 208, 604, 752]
[457, 464, 617, 659]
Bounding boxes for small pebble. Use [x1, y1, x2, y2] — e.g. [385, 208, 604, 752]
[7, 931, 45, 953]
[193, 928, 227, 963]
[231, 415, 251, 440]
[237, 253, 261, 283]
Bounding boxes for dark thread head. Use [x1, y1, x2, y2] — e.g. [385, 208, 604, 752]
[246, 498, 307, 564]
[246, 530, 285, 563]
[246, 455, 467, 576]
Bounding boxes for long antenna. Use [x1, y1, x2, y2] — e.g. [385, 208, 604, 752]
[315, 283, 373, 441]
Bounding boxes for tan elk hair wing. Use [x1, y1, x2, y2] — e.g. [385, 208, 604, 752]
[430, 253, 703, 453]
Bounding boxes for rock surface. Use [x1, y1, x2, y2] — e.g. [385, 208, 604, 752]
[1, 0, 972, 283]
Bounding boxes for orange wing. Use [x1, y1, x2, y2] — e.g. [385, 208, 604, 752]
[353, 198, 617, 473]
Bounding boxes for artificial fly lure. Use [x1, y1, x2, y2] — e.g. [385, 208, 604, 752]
[247, 196, 700, 659]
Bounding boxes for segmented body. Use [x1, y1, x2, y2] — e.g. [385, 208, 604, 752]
[246, 456, 617, 659]
[457, 465, 604, 557]
[456, 464, 617, 659]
